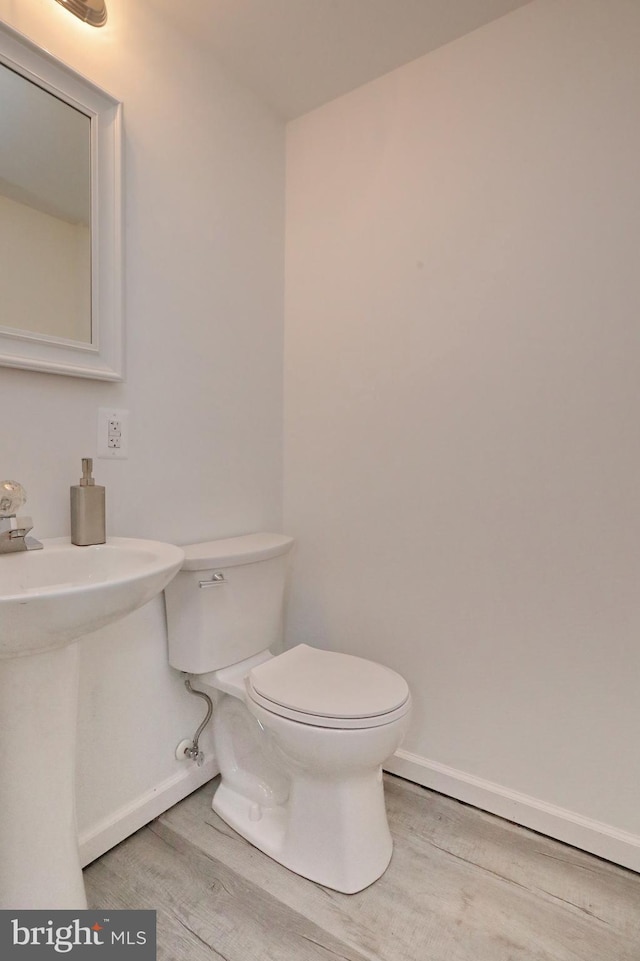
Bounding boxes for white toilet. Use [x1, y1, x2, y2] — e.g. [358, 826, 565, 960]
[164, 532, 411, 893]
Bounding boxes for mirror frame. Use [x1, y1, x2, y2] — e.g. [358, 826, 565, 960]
[0, 22, 123, 380]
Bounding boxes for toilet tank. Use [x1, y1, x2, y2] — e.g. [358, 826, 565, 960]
[164, 532, 294, 674]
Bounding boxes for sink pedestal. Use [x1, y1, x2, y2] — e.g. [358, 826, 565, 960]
[0, 643, 87, 908]
[0, 536, 185, 907]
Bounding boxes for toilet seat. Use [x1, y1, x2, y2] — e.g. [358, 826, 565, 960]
[245, 644, 411, 729]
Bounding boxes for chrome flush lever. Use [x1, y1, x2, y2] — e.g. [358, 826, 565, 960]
[198, 571, 225, 588]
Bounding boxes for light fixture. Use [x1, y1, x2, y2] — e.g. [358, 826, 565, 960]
[54, 0, 108, 28]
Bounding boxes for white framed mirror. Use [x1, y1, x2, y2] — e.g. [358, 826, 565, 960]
[0, 22, 123, 380]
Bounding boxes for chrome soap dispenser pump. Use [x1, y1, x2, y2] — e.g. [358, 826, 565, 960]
[70, 458, 106, 546]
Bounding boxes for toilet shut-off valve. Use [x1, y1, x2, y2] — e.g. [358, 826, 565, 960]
[175, 677, 213, 766]
[175, 739, 205, 766]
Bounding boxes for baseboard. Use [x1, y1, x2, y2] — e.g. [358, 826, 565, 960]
[79, 748, 640, 876]
[385, 749, 640, 874]
[78, 757, 219, 867]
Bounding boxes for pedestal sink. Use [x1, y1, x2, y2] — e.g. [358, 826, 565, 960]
[0, 536, 184, 909]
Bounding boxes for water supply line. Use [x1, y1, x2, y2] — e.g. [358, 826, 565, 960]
[178, 678, 213, 766]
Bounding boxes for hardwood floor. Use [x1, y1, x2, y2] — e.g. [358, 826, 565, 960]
[84, 774, 640, 960]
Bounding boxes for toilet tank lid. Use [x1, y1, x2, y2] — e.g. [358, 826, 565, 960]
[179, 532, 294, 571]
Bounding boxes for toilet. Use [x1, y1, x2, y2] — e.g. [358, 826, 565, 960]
[164, 532, 411, 893]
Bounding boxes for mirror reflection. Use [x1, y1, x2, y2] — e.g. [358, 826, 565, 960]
[0, 62, 92, 344]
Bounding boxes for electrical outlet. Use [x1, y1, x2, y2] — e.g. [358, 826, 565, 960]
[98, 408, 129, 459]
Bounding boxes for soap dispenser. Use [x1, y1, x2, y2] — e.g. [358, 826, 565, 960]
[70, 458, 105, 546]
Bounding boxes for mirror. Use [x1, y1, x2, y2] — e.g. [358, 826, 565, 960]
[0, 23, 122, 380]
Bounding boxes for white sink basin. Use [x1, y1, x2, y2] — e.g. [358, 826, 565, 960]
[0, 536, 185, 657]
[0, 535, 184, 909]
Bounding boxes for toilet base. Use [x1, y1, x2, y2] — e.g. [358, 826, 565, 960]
[212, 767, 393, 894]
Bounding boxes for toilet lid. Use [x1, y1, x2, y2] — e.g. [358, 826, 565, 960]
[246, 644, 409, 726]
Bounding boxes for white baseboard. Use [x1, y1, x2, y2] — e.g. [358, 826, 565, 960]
[385, 749, 640, 875]
[78, 757, 219, 867]
[79, 748, 640, 877]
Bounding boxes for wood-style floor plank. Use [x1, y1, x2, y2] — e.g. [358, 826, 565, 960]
[86, 820, 370, 961]
[85, 774, 640, 961]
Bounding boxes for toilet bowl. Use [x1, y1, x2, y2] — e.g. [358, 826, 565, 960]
[164, 533, 411, 893]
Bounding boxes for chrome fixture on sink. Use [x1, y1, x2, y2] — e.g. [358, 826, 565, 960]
[0, 481, 42, 554]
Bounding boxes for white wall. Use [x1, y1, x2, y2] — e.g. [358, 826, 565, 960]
[0, 0, 285, 859]
[0, 195, 90, 341]
[284, 0, 640, 870]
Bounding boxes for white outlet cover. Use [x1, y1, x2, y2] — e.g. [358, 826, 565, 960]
[98, 407, 129, 459]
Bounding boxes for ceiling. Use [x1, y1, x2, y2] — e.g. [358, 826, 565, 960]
[147, 0, 534, 120]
